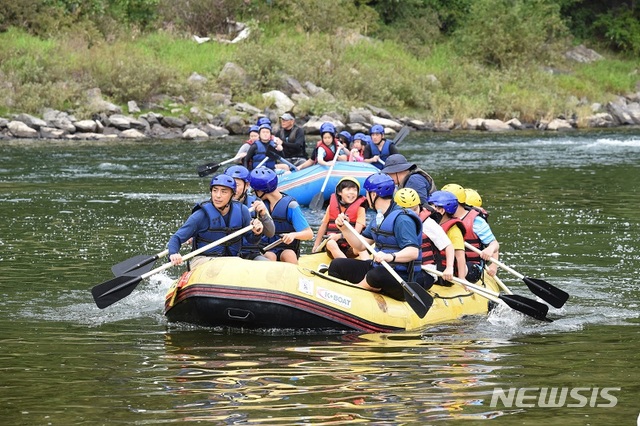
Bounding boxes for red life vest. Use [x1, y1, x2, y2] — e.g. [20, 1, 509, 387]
[418, 207, 441, 266]
[326, 193, 366, 234]
[315, 139, 338, 163]
[439, 217, 466, 272]
[460, 209, 483, 264]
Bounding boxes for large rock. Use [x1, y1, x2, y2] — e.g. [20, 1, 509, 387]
[565, 45, 604, 63]
[182, 128, 209, 139]
[39, 127, 67, 139]
[607, 101, 635, 125]
[120, 129, 146, 139]
[8, 121, 38, 138]
[262, 90, 295, 115]
[74, 120, 98, 133]
[14, 113, 47, 130]
[371, 116, 403, 132]
[218, 62, 250, 86]
[547, 118, 573, 131]
[481, 119, 511, 132]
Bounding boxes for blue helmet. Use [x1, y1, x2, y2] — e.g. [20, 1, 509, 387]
[248, 125, 260, 134]
[370, 124, 384, 135]
[428, 190, 459, 214]
[259, 123, 272, 132]
[353, 132, 366, 141]
[364, 173, 395, 197]
[256, 117, 271, 126]
[320, 122, 336, 135]
[338, 130, 352, 144]
[363, 135, 372, 145]
[224, 165, 250, 182]
[210, 174, 237, 191]
[249, 167, 278, 193]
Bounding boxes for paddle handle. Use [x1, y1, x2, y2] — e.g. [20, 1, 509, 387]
[255, 156, 269, 169]
[141, 206, 257, 280]
[464, 242, 524, 279]
[426, 267, 502, 303]
[318, 142, 342, 193]
[221, 152, 246, 166]
[140, 223, 255, 280]
[266, 146, 298, 171]
[260, 237, 283, 253]
[342, 222, 404, 285]
[492, 273, 513, 295]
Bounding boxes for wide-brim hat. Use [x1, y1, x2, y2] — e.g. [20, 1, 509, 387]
[381, 154, 413, 173]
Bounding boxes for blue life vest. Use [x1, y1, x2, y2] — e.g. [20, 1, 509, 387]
[239, 192, 262, 257]
[262, 194, 299, 254]
[370, 206, 422, 278]
[192, 200, 246, 256]
[369, 140, 394, 170]
[250, 140, 277, 170]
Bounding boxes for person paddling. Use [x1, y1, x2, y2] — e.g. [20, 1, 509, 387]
[382, 154, 436, 207]
[249, 167, 313, 264]
[442, 183, 500, 280]
[394, 188, 455, 289]
[167, 174, 264, 270]
[225, 165, 276, 261]
[312, 177, 367, 260]
[363, 124, 398, 169]
[327, 173, 423, 300]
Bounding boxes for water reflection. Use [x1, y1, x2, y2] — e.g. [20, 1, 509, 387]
[159, 329, 514, 423]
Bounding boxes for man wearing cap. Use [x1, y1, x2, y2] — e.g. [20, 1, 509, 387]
[382, 154, 437, 207]
[274, 111, 307, 164]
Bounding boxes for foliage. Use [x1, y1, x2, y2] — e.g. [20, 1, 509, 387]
[454, 0, 569, 69]
[0, 1, 639, 122]
[593, 6, 640, 56]
[156, 0, 244, 36]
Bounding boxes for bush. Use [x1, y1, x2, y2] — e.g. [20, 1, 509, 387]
[454, 0, 569, 68]
[593, 7, 640, 56]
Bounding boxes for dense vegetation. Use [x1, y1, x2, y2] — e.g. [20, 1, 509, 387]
[0, 0, 638, 123]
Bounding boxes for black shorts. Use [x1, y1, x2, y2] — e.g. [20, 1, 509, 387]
[328, 258, 409, 301]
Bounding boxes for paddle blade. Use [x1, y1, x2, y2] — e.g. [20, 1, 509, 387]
[196, 163, 220, 177]
[523, 277, 569, 308]
[309, 192, 325, 211]
[91, 275, 143, 309]
[111, 255, 157, 277]
[401, 281, 433, 319]
[500, 294, 552, 322]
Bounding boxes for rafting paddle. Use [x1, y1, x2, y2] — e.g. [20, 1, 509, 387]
[260, 237, 283, 254]
[265, 145, 298, 172]
[464, 243, 569, 308]
[343, 222, 433, 318]
[426, 268, 552, 322]
[392, 126, 410, 146]
[92, 224, 255, 309]
[111, 249, 169, 277]
[309, 142, 343, 211]
[197, 153, 246, 177]
[376, 126, 410, 166]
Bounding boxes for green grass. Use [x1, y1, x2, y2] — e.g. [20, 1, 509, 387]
[0, 25, 637, 124]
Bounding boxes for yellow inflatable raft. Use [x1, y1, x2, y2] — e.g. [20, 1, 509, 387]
[164, 253, 501, 332]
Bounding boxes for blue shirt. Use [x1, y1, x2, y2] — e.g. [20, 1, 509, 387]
[473, 215, 496, 245]
[404, 173, 431, 207]
[362, 207, 421, 250]
[167, 202, 256, 255]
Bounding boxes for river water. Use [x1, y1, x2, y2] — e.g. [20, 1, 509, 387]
[0, 129, 638, 425]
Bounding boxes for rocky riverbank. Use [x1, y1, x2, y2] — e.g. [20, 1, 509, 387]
[2, 45, 640, 141]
